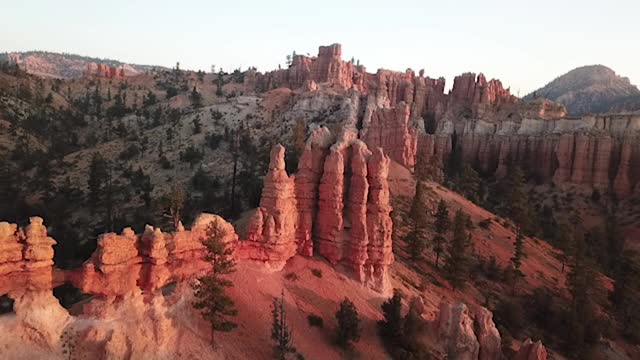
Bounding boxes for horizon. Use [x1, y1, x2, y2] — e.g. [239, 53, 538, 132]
[2, 0, 639, 95]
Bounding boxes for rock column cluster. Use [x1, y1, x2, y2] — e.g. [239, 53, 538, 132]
[239, 127, 394, 291]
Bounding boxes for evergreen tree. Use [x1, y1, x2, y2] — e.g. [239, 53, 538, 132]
[335, 298, 361, 348]
[406, 229, 427, 261]
[433, 199, 451, 269]
[190, 86, 203, 108]
[378, 289, 404, 344]
[505, 166, 530, 232]
[271, 290, 296, 360]
[407, 181, 428, 261]
[444, 209, 471, 290]
[567, 231, 601, 356]
[161, 187, 186, 230]
[216, 70, 224, 96]
[555, 216, 573, 273]
[88, 153, 108, 205]
[458, 164, 481, 203]
[511, 231, 524, 273]
[192, 219, 238, 347]
[612, 250, 640, 343]
[606, 210, 624, 273]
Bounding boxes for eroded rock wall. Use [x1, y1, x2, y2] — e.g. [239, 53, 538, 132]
[239, 127, 394, 291]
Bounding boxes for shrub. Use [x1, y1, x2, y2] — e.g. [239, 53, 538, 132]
[307, 314, 324, 328]
[494, 298, 525, 334]
[159, 155, 172, 169]
[311, 269, 322, 278]
[284, 272, 298, 281]
[119, 144, 140, 160]
[479, 218, 492, 229]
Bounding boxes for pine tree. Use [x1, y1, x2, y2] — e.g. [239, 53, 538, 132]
[567, 231, 601, 356]
[406, 229, 427, 261]
[378, 289, 404, 344]
[555, 215, 574, 273]
[88, 153, 108, 205]
[335, 297, 361, 348]
[458, 164, 481, 203]
[433, 199, 451, 269]
[511, 231, 525, 274]
[271, 290, 296, 360]
[192, 219, 238, 347]
[407, 181, 428, 261]
[612, 250, 640, 343]
[444, 209, 470, 290]
[161, 187, 186, 230]
[606, 210, 624, 273]
[190, 86, 203, 108]
[216, 70, 224, 96]
[506, 166, 530, 232]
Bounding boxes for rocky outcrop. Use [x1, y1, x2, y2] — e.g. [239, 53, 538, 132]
[436, 303, 502, 360]
[71, 214, 233, 297]
[474, 306, 502, 360]
[86, 63, 125, 79]
[0, 218, 57, 297]
[246, 44, 365, 92]
[239, 127, 394, 291]
[238, 145, 298, 268]
[423, 115, 640, 196]
[437, 303, 480, 360]
[514, 338, 548, 360]
[362, 102, 418, 170]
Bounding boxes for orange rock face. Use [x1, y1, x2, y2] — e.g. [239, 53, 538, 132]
[86, 62, 125, 79]
[239, 128, 394, 291]
[0, 217, 57, 296]
[514, 338, 548, 360]
[70, 214, 234, 296]
[362, 102, 418, 171]
[436, 303, 502, 360]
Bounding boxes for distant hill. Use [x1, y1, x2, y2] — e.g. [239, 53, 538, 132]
[524, 65, 640, 115]
[0, 51, 169, 79]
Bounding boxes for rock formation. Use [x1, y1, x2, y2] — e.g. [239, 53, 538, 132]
[514, 338, 548, 360]
[422, 115, 640, 196]
[0, 217, 57, 296]
[245, 44, 365, 93]
[86, 63, 125, 79]
[436, 303, 502, 360]
[246, 44, 640, 195]
[71, 214, 233, 297]
[239, 127, 394, 291]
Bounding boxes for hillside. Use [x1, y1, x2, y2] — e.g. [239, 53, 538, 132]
[0, 51, 169, 78]
[0, 44, 639, 360]
[524, 65, 640, 115]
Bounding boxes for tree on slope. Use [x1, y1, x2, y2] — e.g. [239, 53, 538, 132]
[444, 209, 471, 290]
[406, 181, 429, 261]
[192, 218, 238, 348]
[612, 250, 640, 343]
[567, 231, 603, 356]
[433, 199, 451, 269]
[335, 297, 361, 348]
[271, 290, 296, 360]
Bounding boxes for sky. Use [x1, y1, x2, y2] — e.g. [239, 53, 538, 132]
[2, 0, 639, 95]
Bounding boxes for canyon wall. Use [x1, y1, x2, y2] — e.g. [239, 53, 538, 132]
[420, 115, 640, 196]
[249, 43, 639, 195]
[239, 127, 394, 291]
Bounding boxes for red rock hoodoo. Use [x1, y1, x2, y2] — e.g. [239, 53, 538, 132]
[239, 127, 394, 291]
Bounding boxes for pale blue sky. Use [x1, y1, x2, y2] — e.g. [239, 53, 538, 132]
[2, 0, 638, 94]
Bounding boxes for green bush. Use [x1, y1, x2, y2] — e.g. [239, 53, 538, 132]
[307, 314, 324, 328]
